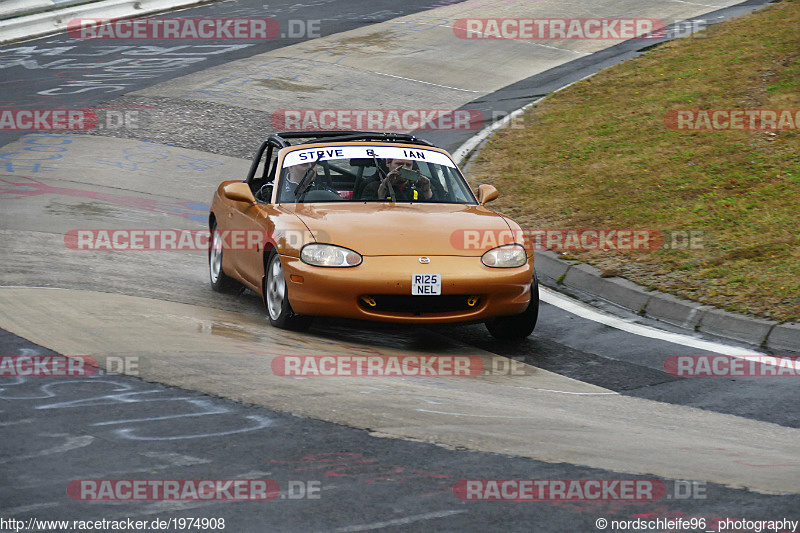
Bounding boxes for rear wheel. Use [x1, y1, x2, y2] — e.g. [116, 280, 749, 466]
[209, 220, 238, 293]
[263, 251, 313, 331]
[485, 273, 539, 340]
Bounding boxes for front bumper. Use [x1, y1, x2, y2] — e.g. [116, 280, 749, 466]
[281, 254, 533, 323]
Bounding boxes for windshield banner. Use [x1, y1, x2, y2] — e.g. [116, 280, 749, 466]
[282, 145, 457, 168]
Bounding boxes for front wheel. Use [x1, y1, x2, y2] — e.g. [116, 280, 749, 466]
[263, 252, 313, 331]
[209, 219, 238, 293]
[485, 273, 539, 340]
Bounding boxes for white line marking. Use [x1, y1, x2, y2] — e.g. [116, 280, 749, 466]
[2, 502, 59, 515]
[0, 434, 94, 464]
[332, 510, 466, 532]
[388, 20, 590, 55]
[452, 100, 541, 163]
[508, 386, 617, 395]
[0, 285, 64, 290]
[667, 0, 724, 7]
[0, 418, 33, 427]
[453, 74, 595, 163]
[371, 71, 483, 93]
[540, 286, 763, 356]
[417, 408, 558, 418]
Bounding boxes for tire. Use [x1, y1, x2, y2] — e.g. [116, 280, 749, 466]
[263, 251, 313, 331]
[209, 219, 239, 293]
[485, 272, 539, 340]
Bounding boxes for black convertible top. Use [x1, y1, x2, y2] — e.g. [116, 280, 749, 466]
[268, 131, 435, 148]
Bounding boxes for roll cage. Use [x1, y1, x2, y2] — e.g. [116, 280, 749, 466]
[244, 131, 436, 185]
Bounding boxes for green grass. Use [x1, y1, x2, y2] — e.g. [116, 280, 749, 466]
[470, 0, 800, 321]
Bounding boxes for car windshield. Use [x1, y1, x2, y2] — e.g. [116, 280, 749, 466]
[276, 145, 476, 204]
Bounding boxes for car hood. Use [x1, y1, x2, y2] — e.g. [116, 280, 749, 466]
[287, 203, 518, 256]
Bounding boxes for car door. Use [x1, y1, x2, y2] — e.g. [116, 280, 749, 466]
[227, 145, 279, 290]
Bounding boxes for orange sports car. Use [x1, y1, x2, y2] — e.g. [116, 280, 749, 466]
[208, 131, 538, 339]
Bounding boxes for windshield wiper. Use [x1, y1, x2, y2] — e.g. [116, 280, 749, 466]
[294, 155, 323, 201]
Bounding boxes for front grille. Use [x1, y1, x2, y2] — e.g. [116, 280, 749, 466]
[360, 295, 479, 315]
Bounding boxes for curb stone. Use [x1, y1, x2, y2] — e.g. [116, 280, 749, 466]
[641, 292, 710, 330]
[697, 308, 776, 348]
[0, 0, 111, 22]
[530, 250, 575, 285]
[767, 323, 800, 352]
[562, 262, 651, 313]
[532, 251, 798, 353]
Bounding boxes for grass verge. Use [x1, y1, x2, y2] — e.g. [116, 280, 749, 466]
[469, 0, 800, 322]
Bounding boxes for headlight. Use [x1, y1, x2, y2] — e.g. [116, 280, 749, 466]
[301, 244, 362, 267]
[482, 244, 527, 268]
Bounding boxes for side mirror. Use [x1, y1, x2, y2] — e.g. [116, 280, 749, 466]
[476, 184, 499, 205]
[223, 182, 256, 205]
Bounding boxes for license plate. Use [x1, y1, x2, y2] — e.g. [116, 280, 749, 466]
[412, 273, 441, 295]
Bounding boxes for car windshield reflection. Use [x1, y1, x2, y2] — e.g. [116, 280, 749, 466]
[276, 146, 476, 204]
